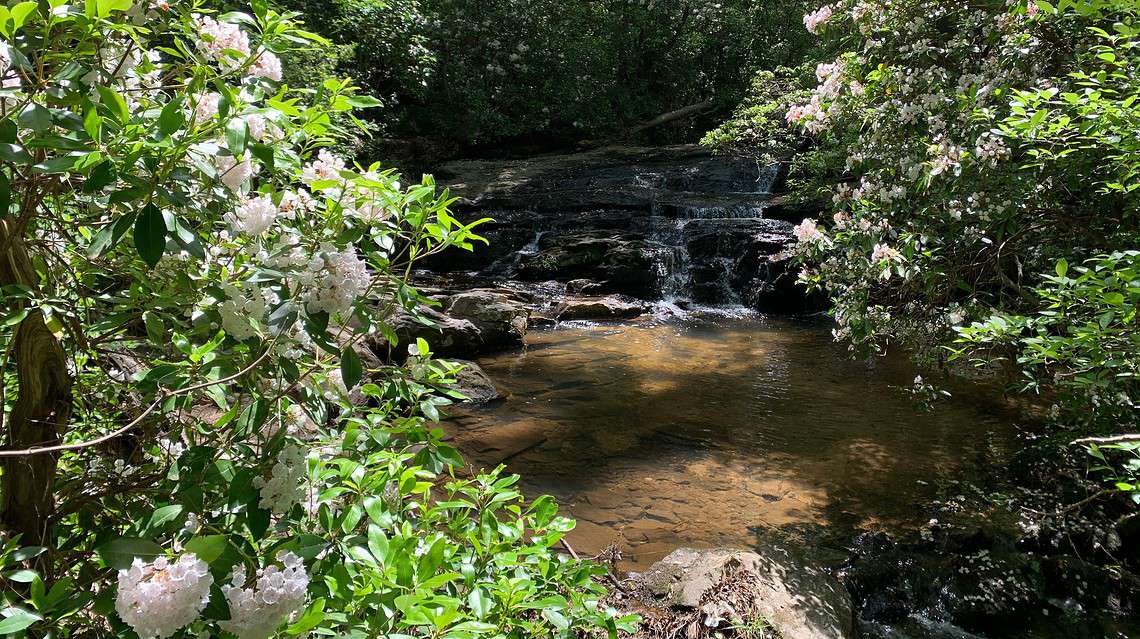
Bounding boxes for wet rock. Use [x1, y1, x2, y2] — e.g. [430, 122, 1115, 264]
[449, 360, 504, 404]
[555, 296, 647, 321]
[517, 233, 663, 299]
[386, 305, 483, 358]
[443, 290, 529, 349]
[638, 546, 855, 639]
[423, 145, 822, 311]
[567, 278, 605, 295]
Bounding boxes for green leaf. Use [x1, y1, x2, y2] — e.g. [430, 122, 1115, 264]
[340, 345, 363, 390]
[0, 609, 41, 634]
[225, 118, 248, 156]
[1055, 259, 1068, 277]
[184, 535, 227, 564]
[8, 2, 38, 33]
[5, 570, 38, 583]
[18, 104, 52, 134]
[88, 212, 135, 257]
[286, 598, 325, 634]
[95, 85, 129, 123]
[147, 504, 183, 530]
[83, 104, 102, 141]
[0, 144, 32, 165]
[158, 99, 185, 138]
[0, 171, 9, 217]
[134, 203, 166, 268]
[97, 537, 164, 570]
[249, 143, 275, 172]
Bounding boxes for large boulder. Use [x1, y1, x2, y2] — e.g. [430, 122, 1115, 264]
[384, 305, 482, 359]
[638, 547, 855, 639]
[443, 290, 529, 350]
[554, 296, 647, 321]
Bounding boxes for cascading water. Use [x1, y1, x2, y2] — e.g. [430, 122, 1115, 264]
[647, 160, 782, 305]
[428, 146, 811, 313]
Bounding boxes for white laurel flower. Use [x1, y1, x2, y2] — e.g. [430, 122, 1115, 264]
[300, 149, 347, 186]
[196, 15, 251, 70]
[250, 51, 282, 81]
[220, 551, 309, 639]
[227, 194, 278, 236]
[216, 154, 257, 192]
[218, 282, 267, 341]
[253, 443, 307, 513]
[115, 554, 212, 639]
[299, 244, 371, 316]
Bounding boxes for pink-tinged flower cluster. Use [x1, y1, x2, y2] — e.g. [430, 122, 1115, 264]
[804, 4, 835, 34]
[786, 97, 829, 134]
[192, 92, 221, 126]
[196, 15, 250, 69]
[871, 243, 900, 262]
[219, 282, 268, 342]
[301, 149, 347, 186]
[299, 244, 371, 316]
[216, 154, 257, 192]
[974, 133, 1010, 165]
[250, 51, 283, 82]
[228, 194, 278, 236]
[793, 218, 824, 243]
[115, 554, 213, 639]
[253, 443, 307, 513]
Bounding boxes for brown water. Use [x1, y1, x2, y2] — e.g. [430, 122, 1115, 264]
[449, 314, 1017, 570]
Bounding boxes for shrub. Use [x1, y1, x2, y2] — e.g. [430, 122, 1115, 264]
[0, 3, 635, 637]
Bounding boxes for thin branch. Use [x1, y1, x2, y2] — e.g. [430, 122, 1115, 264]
[1071, 434, 1140, 445]
[0, 346, 274, 457]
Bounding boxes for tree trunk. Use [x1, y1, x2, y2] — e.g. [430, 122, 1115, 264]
[1, 218, 72, 547]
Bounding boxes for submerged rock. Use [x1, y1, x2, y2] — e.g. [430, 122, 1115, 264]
[637, 546, 855, 639]
[381, 290, 530, 359]
[449, 360, 504, 404]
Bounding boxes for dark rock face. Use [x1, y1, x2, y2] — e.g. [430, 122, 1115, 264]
[844, 528, 1140, 639]
[425, 144, 824, 313]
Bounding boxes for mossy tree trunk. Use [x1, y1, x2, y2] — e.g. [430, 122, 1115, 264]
[0, 218, 72, 547]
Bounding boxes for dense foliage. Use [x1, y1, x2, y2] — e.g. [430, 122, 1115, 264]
[278, 0, 816, 147]
[0, 2, 636, 637]
[711, 0, 1139, 493]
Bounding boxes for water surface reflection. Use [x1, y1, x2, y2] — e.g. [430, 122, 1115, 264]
[449, 315, 1016, 569]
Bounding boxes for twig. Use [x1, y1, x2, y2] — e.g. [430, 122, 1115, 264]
[0, 347, 274, 457]
[1071, 434, 1140, 446]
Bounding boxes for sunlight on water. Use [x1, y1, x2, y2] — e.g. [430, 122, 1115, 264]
[449, 316, 1018, 569]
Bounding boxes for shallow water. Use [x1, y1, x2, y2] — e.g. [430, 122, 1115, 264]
[449, 314, 1018, 570]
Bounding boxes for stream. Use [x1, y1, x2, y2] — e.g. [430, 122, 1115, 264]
[426, 146, 1138, 637]
[449, 312, 1018, 571]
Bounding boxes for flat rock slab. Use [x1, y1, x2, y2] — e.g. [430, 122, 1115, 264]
[555, 296, 647, 321]
[638, 546, 855, 639]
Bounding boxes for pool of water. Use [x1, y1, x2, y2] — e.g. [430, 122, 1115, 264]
[448, 314, 1018, 570]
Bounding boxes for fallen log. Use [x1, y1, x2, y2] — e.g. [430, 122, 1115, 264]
[627, 99, 715, 135]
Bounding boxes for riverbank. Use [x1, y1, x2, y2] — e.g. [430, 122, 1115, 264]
[410, 145, 1140, 638]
